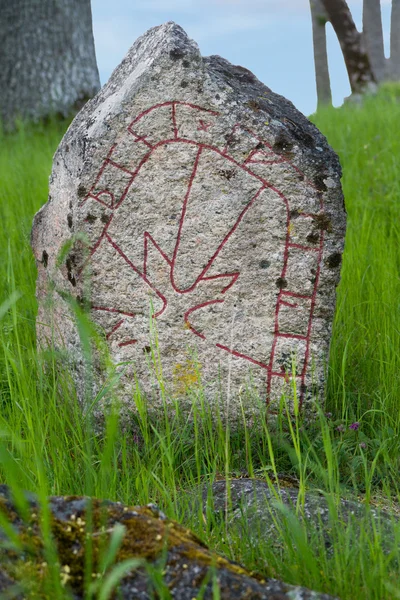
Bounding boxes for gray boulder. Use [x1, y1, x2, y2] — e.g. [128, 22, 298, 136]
[0, 485, 337, 599]
[188, 477, 398, 557]
[31, 22, 345, 422]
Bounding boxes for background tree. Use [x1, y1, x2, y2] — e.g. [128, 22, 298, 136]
[321, 0, 376, 96]
[312, 0, 400, 108]
[0, 0, 100, 125]
[390, 0, 400, 79]
[362, 0, 386, 82]
[310, 0, 332, 108]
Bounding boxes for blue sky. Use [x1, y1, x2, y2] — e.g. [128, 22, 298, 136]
[91, 0, 392, 116]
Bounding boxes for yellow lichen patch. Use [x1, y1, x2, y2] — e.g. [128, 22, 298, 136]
[60, 564, 71, 587]
[172, 358, 202, 395]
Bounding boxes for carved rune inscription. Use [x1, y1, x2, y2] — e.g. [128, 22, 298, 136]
[78, 102, 325, 404]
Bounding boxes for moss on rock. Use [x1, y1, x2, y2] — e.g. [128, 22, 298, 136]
[0, 485, 336, 599]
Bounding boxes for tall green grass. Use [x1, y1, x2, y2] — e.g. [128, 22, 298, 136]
[312, 87, 400, 485]
[313, 87, 400, 413]
[0, 90, 400, 598]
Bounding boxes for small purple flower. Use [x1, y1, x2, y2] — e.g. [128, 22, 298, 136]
[349, 422, 360, 431]
[359, 442, 367, 449]
[325, 412, 333, 419]
[336, 424, 346, 433]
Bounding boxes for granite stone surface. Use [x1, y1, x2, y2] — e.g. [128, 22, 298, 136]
[31, 22, 346, 420]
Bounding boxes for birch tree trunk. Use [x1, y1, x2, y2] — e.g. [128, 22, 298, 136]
[310, 0, 332, 108]
[321, 0, 376, 94]
[0, 0, 100, 126]
[389, 0, 400, 80]
[362, 0, 386, 83]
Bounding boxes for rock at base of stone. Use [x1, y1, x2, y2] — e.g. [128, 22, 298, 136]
[0, 485, 338, 599]
[185, 477, 398, 558]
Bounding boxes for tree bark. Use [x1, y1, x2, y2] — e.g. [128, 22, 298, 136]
[321, 0, 376, 94]
[0, 0, 100, 125]
[389, 0, 400, 80]
[310, 0, 332, 108]
[362, 0, 386, 83]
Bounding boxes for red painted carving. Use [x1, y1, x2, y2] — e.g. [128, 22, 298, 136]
[80, 101, 324, 406]
[197, 119, 212, 131]
[106, 319, 124, 340]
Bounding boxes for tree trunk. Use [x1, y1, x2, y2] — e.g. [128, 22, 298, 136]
[362, 0, 386, 83]
[321, 0, 376, 95]
[310, 0, 332, 108]
[0, 0, 100, 125]
[389, 0, 400, 80]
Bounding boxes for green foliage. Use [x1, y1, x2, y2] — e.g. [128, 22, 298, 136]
[1, 93, 400, 598]
[312, 91, 400, 443]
